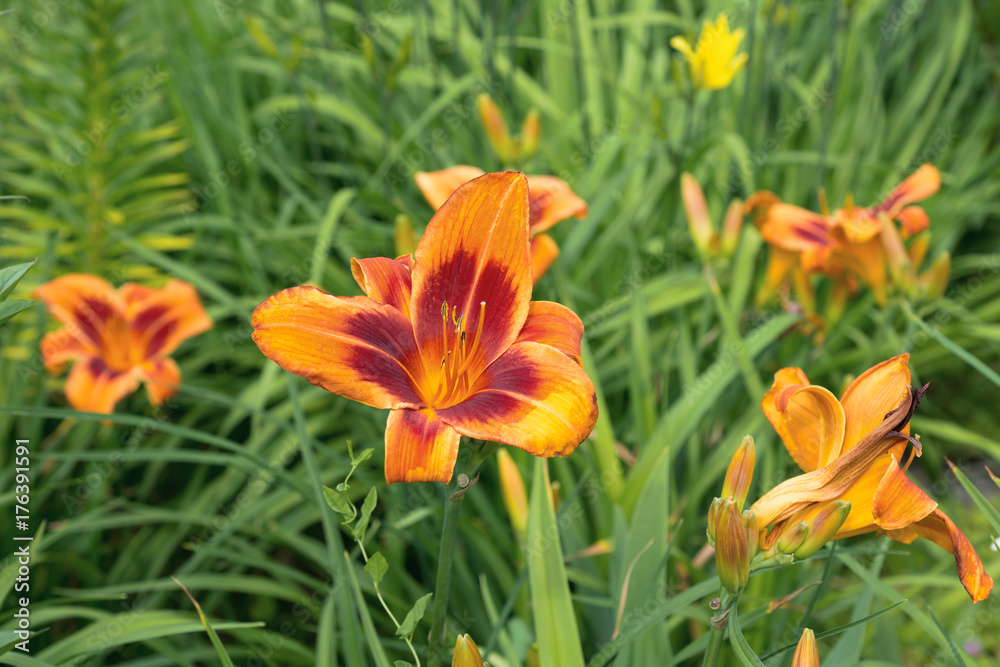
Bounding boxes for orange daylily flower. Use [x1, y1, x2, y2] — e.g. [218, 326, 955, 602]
[253, 172, 598, 484]
[750, 354, 993, 602]
[34, 275, 212, 414]
[414, 166, 588, 282]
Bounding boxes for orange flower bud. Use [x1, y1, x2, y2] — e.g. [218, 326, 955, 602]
[924, 252, 950, 300]
[681, 173, 715, 258]
[707, 496, 723, 545]
[521, 109, 541, 158]
[394, 214, 417, 257]
[722, 435, 755, 511]
[719, 198, 744, 258]
[452, 634, 485, 667]
[879, 215, 909, 286]
[744, 509, 759, 561]
[497, 449, 528, 538]
[791, 628, 820, 667]
[794, 501, 850, 560]
[478, 94, 513, 164]
[715, 499, 751, 594]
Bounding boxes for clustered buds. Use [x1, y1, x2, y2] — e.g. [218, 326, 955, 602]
[761, 500, 851, 562]
[478, 95, 541, 166]
[708, 436, 758, 595]
[681, 172, 743, 261]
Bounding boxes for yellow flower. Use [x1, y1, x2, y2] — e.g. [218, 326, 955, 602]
[670, 14, 748, 90]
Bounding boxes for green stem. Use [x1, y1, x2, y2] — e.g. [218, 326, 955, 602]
[426, 441, 497, 665]
[702, 593, 733, 667]
[704, 264, 767, 400]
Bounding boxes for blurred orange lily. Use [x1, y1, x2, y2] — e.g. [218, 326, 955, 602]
[34, 275, 211, 414]
[254, 172, 598, 484]
[415, 166, 588, 282]
[751, 354, 993, 602]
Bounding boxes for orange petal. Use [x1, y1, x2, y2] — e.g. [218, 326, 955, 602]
[384, 408, 461, 484]
[351, 256, 413, 318]
[757, 247, 799, 305]
[758, 203, 832, 252]
[681, 173, 713, 254]
[761, 367, 810, 465]
[530, 233, 560, 283]
[877, 164, 941, 220]
[909, 509, 994, 603]
[33, 274, 125, 352]
[411, 172, 532, 380]
[525, 175, 588, 234]
[839, 354, 911, 451]
[414, 166, 486, 210]
[835, 209, 883, 244]
[40, 328, 91, 375]
[832, 452, 901, 537]
[897, 206, 929, 238]
[126, 280, 212, 359]
[64, 357, 140, 414]
[872, 454, 937, 530]
[514, 301, 584, 363]
[780, 385, 846, 472]
[830, 232, 888, 305]
[437, 341, 598, 458]
[141, 357, 182, 406]
[791, 629, 819, 667]
[252, 286, 424, 410]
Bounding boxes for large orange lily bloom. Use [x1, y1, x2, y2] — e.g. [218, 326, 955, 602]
[253, 172, 598, 484]
[751, 354, 993, 602]
[414, 166, 588, 282]
[34, 275, 212, 414]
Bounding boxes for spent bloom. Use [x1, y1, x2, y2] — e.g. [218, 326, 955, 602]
[253, 172, 598, 484]
[34, 275, 211, 414]
[670, 14, 748, 90]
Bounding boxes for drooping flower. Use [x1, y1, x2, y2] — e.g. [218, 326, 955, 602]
[34, 275, 212, 414]
[750, 354, 993, 602]
[253, 172, 598, 484]
[415, 166, 588, 282]
[670, 14, 748, 90]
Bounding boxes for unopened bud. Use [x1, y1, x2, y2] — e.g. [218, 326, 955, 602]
[744, 509, 759, 561]
[791, 628, 820, 667]
[825, 276, 851, 327]
[521, 109, 540, 158]
[497, 449, 528, 538]
[478, 94, 512, 164]
[776, 521, 809, 555]
[924, 252, 950, 300]
[720, 198, 744, 258]
[452, 634, 485, 667]
[715, 499, 750, 595]
[707, 496, 723, 545]
[681, 173, 714, 258]
[879, 215, 909, 285]
[794, 501, 850, 560]
[394, 215, 417, 256]
[721, 435, 755, 511]
[907, 232, 930, 268]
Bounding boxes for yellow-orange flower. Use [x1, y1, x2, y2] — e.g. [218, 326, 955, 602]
[415, 166, 588, 282]
[34, 275, 212, 414]
[670, 14, 748, 90]
[253, 172, 598, 484]
[750, 354, 993, 602]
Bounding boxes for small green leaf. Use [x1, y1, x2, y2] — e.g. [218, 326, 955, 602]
[0, 260, 34, 301]
[353, 448, 375, 465]
[352, 487, 378, 544]
[0, 299, 34, 325]
[395, 592, 433, 639]
[365, 552, 389, 588]
[323, 485, 356, 522]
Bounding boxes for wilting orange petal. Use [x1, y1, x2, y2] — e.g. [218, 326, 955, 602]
[525, 175, 588, 234]
[758, 203, 832, 253]
[125, 280, 212, 359]
[411, 172, 532, 379]
[414, 166, 486, 210]
[530, 233, 560, 283]
[40, 328, 91, 375]
[141, 357, 182, 406]
[872, 454, 937, 530]
[64, 357, 140, 414]
[839, 354, 911, 453]
[384, 408, 461, 484]
[757, 247, 798, 305]
[34, 274, 125, 352]
[252, 286, 423, 410]
[351, 256, 413, 318]
[908, 509, 994, 603]
[437, 341, 597, 458]
[897, 206, 929, 238]
[791, 629, 819, 667]
[780, 385, 846, 471]
[514, 301, 584, 363]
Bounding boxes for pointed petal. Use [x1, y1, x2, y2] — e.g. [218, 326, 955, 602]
[909, 509, 994, 603]
[414, 166, 486, 210]
[525, 175, 588, 234]
[64, 357, 140, 414]
[125, 280, 212, 359]
[40, 328, 91, 374]
[141, 357, 182, 406]
[384, 408, 460, 484]
[252, 286, 424, 410]
[897, 206, 929, 238]
[411, 171, 532, 379]
[758, 203, 832, 252]
[761, 367, 812, 466]
[33, 274, 125, 352]
[436, 341, 597, 458]
[757, 247, 798, 305]
[877, 164, 941, 219]
[830, 232, 888, 305]
[351, 256, 413, 318]
[530, 233, 560, 283]
[779, 385, 846, 472]
[839, 354, 911, 451]
[872, 454, 937, 530]
[514, 301, 584, 364]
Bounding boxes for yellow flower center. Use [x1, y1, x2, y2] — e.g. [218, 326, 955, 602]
[428, 300, 486, 409]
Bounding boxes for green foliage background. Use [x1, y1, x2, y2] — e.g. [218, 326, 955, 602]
[1, 0, 999, 665]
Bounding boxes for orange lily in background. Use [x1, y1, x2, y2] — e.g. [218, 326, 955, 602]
[751, 354, 993, 602]
[253, 172, 598, 484]
[415, 166, 589, 282]
[34, 275, 212, 414]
